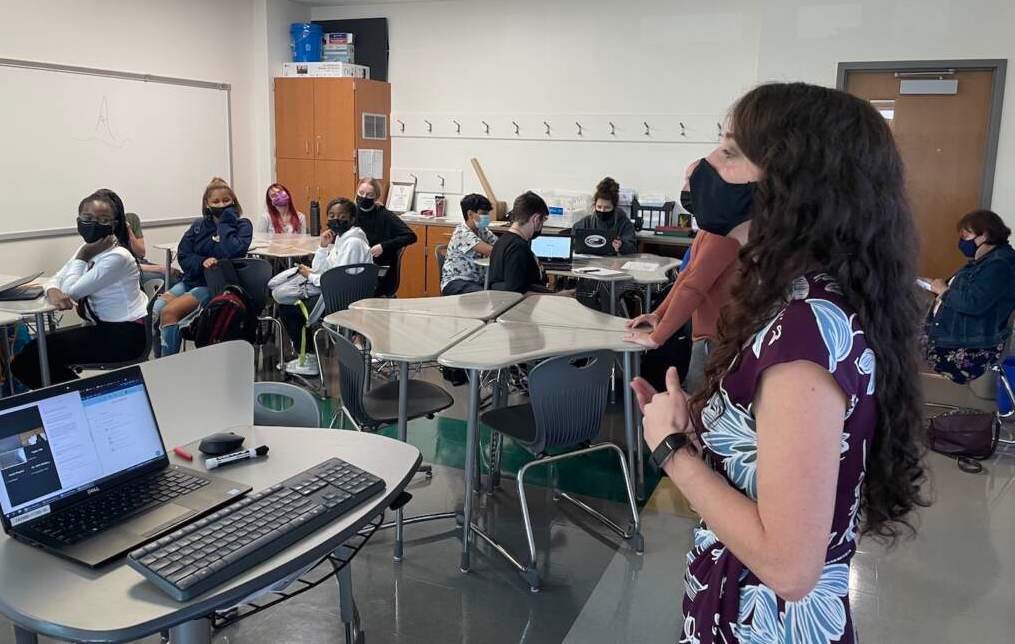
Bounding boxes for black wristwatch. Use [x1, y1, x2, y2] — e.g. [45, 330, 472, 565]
[651, 433, 691, 469]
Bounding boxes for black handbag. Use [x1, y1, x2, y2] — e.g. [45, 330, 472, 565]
[927, 408, 999, 473]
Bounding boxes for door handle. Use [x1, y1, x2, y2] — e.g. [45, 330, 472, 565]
[315, 136, 320, 157]
[304, 139, 309, 155]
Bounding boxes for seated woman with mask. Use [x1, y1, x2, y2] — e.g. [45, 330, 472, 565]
[572, 177, 637, 256]
[275, 197, 372, 375]
[352, 177, 417, 296]
[625, 155, 754, 392]
[921, 209, 1015, 383]
[13, 191, 148, 389]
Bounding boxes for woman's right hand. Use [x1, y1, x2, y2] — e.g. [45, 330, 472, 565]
[627, 312, 659, 330]
[46, 288, 74, 311]
[202, 257, 218, 269]
[320, 230, 335, 247]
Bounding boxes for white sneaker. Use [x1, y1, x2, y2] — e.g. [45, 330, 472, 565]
[285, 355, 320, 376]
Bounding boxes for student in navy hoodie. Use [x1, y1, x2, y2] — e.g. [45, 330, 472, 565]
[154, 177, 252, 356]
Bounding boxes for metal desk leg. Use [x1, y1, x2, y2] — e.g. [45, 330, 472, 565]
[609, 280, 617, 316]
[164, 248, 173, 288]
[645, 284, 652, 311]
[394, 360, 409, 562]
[634, 351, 645, 500]
[460, 368, 481, 572]
[486, 370, 507, 493]
[332, 545, 364, 644]
[2, 325, 14, 397]
[622, 352, 636, 496]
[168, 618, 211, 644]
[34, 312, 50, 387]
[13, 625, 38, 644]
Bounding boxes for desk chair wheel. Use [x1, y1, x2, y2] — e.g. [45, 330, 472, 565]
[426, 413, 435, 419]
[524, 566, 541, 593]
[627, 532, 645, 554]
[417, 464, 434, 479]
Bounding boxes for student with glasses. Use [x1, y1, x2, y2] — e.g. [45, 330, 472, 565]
[12, 191, 148, 389]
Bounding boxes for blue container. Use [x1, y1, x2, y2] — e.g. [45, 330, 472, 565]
[999, 356, 1015, 415]
[290, 23, 323, 63]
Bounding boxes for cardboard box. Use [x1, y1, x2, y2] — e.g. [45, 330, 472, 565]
[324, 32, 354, 45]
[281, 62, 369, 79]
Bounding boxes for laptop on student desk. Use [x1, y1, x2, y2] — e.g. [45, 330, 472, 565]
[0, 367, 251, 567]
[531, 235, 574, 271]
[0, 272, 45, 301]
[573, 231, 617, 256]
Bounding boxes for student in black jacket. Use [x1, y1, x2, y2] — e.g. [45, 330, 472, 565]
[353, 177, 417, 296]
[572, 176, 637, 255]
[488, 191, 556, 294]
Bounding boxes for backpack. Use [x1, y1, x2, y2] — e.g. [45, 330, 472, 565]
[186, 284, 257, 348]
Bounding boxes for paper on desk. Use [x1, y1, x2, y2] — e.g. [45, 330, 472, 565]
[574, 267, 625, 277]
[621, 261, 660, 272]
[358, 149, 384, 180]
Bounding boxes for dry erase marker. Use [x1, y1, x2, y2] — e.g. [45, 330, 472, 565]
[205, 445, 269, 470]
[173, 447, 194, 461]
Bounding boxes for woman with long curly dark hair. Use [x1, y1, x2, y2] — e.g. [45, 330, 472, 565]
[631, 82, 928, 643]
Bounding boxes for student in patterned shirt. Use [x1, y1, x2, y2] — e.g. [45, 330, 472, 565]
[632, 83, 928, 644]
[440, 194, 498, 295]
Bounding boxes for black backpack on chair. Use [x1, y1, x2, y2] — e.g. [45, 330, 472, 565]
[187, 284, 257, 348]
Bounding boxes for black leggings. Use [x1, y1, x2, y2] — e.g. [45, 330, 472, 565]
[278, 296, 321, 354]
[12, 321, 146, 390]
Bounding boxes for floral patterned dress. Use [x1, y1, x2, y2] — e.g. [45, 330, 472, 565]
[680, 275, 877, 644]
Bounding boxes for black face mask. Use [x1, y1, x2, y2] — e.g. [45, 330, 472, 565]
[77, 219, 113, 244]
[597, 209, 615, 220]
[680, 190, 694, 213]
[689, 159, 756, 235]
[356, 196, 375, 211]
[328, 219, 351, 236]
[204, 205, 232, 220]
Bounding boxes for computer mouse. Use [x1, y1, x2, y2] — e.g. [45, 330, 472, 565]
[198, 432, 246, 456]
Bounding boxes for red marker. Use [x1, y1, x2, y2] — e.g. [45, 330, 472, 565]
[173, 447, 193, 461]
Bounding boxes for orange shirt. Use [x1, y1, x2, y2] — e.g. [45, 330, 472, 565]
[650, 231, 741, 345]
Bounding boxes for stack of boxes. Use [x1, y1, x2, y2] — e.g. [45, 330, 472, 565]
[322, 32, 355, 64]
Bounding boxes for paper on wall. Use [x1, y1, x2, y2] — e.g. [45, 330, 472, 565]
[358, 149, 383, 180]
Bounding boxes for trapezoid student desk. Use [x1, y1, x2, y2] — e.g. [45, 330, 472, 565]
[323, 309, 484, 561]
[0, 280, 59, 388]
[0, 426, 420, 644]
[437, 320, 643, 576]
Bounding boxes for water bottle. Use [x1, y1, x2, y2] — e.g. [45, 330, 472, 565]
[309, 200, 321, 236]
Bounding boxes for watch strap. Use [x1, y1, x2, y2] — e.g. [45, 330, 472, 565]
[651, 433, 690, 469]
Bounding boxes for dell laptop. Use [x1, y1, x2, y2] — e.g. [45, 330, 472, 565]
[0, 367, 250, 567]
[531, 235, 574, 270]
[0, 272, 44, 301]
[573, 231, 618, 256]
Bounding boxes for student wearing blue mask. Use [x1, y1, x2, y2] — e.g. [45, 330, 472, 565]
[921, 209, 1015, 383]
[154, 177, 252, 356]
[440, 193, 499, 295]
[13, 191, 147, 388]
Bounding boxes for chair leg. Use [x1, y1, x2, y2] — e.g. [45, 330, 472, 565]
[314, 327, 330, 397]
[515, 462, 542, 592]
[555, 444, 642, 552]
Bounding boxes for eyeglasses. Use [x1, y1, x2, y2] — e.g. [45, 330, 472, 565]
[77, 214, 115, 225]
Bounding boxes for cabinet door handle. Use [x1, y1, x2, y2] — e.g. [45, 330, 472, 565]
[304, 139, 309, 155]
[315, 136, 320, 157]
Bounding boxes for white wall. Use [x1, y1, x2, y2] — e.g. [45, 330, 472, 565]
[756, 0, 1015, 228]
[0, 0, 259, 274]
[310, 0, 762, 208]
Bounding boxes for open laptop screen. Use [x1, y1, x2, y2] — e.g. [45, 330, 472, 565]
[530, 235, 572, 261]
[0, 367, 166, 527]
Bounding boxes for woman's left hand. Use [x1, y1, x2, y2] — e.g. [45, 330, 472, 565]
[624, 330, 660, 349]
[76, 235, 116, 262]
[297, 264, 311, 278]
[930, 278, 949, 296]
[631, 367, 692, 451]
[612, 239, 623, 253]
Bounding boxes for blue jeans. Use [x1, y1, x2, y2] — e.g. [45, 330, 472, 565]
[155, 283, 211, 356]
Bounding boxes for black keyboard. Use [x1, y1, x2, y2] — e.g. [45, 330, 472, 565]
[127, 457, 384, 601]
[0, 285, 44, 301]
[34, 470, 210, 545]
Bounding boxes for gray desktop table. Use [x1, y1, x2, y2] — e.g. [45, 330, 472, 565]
[349, 290, 522, 321]
[437, 321, 643, 575]
[0, 427, 421, 644]
[323, 309, 484, 561]
[0, 277, 58, 387]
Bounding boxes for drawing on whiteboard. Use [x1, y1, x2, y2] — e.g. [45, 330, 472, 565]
[74, 96, 133, 148]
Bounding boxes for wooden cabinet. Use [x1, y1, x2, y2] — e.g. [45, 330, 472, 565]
[396, 224, 427, 298]
[425, 225, 455, 296]
[274, 77, 391, 209]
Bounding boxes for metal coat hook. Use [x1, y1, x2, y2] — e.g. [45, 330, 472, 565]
[576, 121, 583, 136]
[643, 121, 651, 136]
[396, 119, 405, 133]
[512, 121, 520, 136]
[543, 121, 551, 136]
[679, 122, 686, 137]
[716, 122, 723, 138]
[482, 120, 490, 135]
[609, 121, 616, 136]
[437, 174, 446, 188]
[408, 172, 418, 183]
[424, 120, 433, 133]
[452, 120, 461, 134]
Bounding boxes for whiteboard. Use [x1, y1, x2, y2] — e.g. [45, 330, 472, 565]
[0, 59, 231, 240]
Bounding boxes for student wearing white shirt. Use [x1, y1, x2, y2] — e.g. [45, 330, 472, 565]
[277, 197, 372, 374]
[12, 192, 148, 389]
[255, 182, 307, 234]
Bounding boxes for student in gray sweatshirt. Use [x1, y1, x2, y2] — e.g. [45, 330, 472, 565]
[572, 176, 637, 256]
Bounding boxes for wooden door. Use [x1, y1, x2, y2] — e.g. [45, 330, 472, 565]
[314, 160, 357, 207]
[274, 78, 315, 160]
[425, 224, 455, 296]
[845, 70, 995, 278]
[313, 79, 355, 162]
[353, 80, 392, 195]
[276, 158, 315, 219]
[396, 223, 427, 298]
